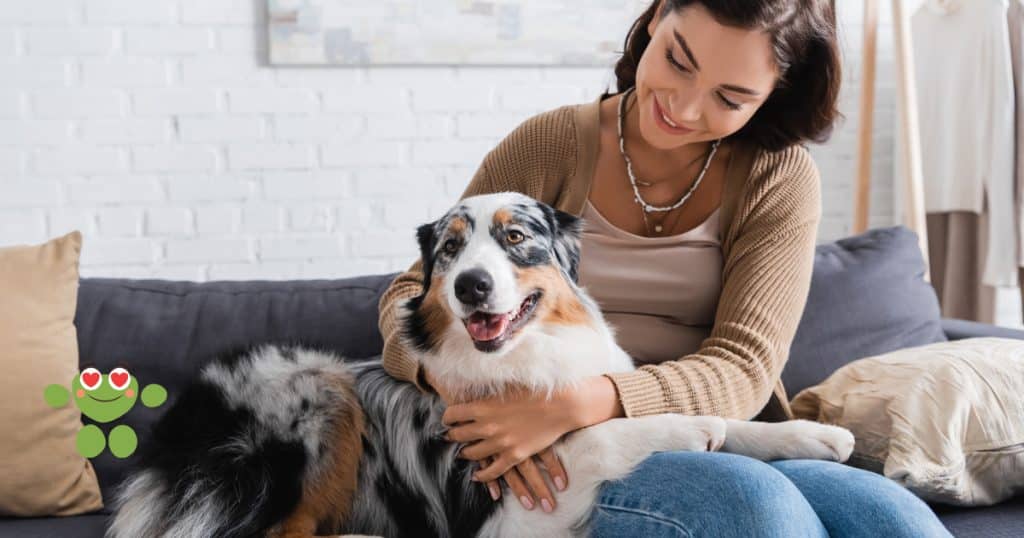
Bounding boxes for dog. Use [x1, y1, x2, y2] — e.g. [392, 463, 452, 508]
[106, 192, 855, 538]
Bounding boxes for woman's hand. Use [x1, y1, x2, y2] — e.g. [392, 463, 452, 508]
[440, 375, 625, 512]
[476, 449, 565, 512]
[443, 384, 572, 513]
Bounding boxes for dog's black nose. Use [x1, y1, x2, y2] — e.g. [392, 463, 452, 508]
[454, 269, 493, 306]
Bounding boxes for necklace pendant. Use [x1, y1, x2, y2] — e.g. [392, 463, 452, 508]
[654, 224, 663, 233]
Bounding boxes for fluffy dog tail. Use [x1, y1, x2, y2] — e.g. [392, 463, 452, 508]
[105, 343, 363, 538]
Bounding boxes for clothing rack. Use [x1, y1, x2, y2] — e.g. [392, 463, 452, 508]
[854, 0, 931, 281]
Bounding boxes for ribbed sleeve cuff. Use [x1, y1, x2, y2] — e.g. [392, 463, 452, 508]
[381, 334, 429, 393]
[605, 369, 677, 417]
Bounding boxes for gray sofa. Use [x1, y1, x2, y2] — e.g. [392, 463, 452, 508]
[1, 225, 1022, 537]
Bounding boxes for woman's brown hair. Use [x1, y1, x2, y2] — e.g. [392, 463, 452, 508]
[603, 0, 843, 152]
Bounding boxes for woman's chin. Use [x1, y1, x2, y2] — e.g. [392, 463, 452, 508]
[641, 122, 696, 149]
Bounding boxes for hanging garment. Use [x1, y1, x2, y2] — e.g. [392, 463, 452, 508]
[1010, 0, 1024, 270]
[912, 0, 1018, 287]
[1005, 0, 1024, 320]
[926, 211, 1000, 322]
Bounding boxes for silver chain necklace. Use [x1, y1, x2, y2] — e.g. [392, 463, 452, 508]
[617, 86, 721, 234]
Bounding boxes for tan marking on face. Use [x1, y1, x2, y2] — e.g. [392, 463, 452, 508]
[418, 275, 455, 350]
[272, 373, 365, 538]
[515, 265, 590, 327]
[492, 208, 514, 228]
[449, 216, 468, 235]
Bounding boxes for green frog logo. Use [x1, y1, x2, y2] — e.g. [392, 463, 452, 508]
[43, 366, 167, 459]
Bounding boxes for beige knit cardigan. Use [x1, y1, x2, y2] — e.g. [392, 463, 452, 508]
[377, 94, 822, 422]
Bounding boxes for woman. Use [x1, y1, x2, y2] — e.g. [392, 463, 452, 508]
[377, 1, 953, 536]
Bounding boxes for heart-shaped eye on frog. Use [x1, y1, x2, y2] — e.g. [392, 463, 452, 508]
[75, 366, 136, 402]
[44, 365, 168, 459]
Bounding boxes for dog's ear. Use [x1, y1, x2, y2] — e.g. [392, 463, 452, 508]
[400, 220, 441, 353]
[549, 206, 583, 283]
[415, 220, 438, 286]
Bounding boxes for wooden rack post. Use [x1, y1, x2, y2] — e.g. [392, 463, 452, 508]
[854, 0, 931, 281]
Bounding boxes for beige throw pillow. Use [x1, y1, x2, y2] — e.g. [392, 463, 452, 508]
[0, 231, 104, 516]
[791, 337, 1024, 506]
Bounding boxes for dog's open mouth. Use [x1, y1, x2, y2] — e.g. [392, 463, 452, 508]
[462, 290, 542, 351]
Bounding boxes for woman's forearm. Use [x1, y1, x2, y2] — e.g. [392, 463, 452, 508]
[571, 375, 626, 429]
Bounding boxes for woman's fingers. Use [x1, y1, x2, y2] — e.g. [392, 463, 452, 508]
[500, 466, 537, 511]
[459, 438, 503, 461]
[481, 456, 502, 501]
[446, 421, 490, 443]
[486, 478, 501, 501]
[441, 403, 476, 426]
[474, 453, 519, 483]
[537, 447, 568, 492]
[516, 457, 556, 513]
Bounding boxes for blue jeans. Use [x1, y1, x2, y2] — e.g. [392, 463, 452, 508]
[587, 451, 953, 537]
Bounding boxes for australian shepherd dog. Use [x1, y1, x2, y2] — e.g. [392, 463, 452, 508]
[107, 192, 854, 538]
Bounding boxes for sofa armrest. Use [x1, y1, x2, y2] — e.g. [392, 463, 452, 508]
[941, 318, 1024, 341]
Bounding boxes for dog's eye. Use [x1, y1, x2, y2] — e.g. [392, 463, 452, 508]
[507, 230, 525, 244]
[443, 239, 459, 255]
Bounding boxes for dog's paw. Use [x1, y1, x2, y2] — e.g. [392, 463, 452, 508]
[665, 415, 727, 453]
[780, 420, 856, 462]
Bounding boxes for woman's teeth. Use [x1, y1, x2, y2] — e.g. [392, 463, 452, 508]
[661, 109, 679, 128]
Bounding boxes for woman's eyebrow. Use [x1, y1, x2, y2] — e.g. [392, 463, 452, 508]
[673, 29, 702, 71]
[672, 29, 763, 97]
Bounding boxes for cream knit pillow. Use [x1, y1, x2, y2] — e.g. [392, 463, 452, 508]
[791, 337, 1024, 506]
[0, 231, 104, 516]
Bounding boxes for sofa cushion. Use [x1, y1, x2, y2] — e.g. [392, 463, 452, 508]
[0, 231, 104, 517]
[0, 512, 107, 538]
[783, 225, 947, 396]
[72, 272, 400, 512]
[934, 496, 1024, 538]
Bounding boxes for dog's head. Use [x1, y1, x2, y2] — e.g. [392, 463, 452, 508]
[401, 192, 589, 360]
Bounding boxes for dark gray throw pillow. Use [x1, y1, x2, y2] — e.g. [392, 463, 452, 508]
[782, 225, 948, 397]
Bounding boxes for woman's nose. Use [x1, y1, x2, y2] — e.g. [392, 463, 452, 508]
[666, 90, 703, 125]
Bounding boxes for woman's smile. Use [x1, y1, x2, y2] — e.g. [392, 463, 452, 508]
[652, 94, 696, 135]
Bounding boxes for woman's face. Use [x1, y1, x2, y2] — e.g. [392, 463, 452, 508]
[635, 2, 779, 150]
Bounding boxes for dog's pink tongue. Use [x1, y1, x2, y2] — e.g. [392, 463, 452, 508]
[466, 312, 509, 341]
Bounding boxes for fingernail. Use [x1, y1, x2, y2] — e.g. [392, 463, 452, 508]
[471, 475, 480, 482]
[541, 499, 553, 513]
[488, 483, 500, 501]
[519, 495, 534, 510]
[554, 476, 566, 491]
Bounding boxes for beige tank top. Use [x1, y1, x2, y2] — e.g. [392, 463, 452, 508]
[577, 198, 724, 365]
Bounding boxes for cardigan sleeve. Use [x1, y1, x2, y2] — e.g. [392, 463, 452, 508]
[605, 148, 823, 420]
[377, 160, 497, 392]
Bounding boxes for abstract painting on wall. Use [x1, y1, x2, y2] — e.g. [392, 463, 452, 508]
[267, 1, 648, 66]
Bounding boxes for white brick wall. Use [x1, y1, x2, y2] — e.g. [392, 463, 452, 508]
[0, 0, 1019, 327]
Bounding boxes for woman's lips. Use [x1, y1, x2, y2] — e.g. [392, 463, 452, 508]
[652, 96, 695, 135]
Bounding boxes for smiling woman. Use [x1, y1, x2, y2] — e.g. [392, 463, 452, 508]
[377, 1, 953, 537]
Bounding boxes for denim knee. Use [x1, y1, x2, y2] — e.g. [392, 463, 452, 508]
[588, 451, 828, 538]
[769, 459, 953, 538]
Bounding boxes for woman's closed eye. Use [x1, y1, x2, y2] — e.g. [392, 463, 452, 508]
[663, 47, 743, 111]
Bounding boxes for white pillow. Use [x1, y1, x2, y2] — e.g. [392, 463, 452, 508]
[790, 337, 1024, 506]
